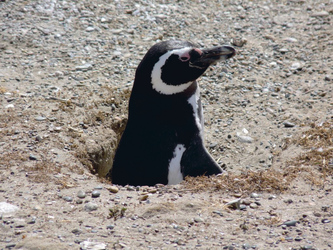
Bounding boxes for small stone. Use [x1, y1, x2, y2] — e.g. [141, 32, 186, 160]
[71, 229, 82, 235]
[86, 26, 95, 32]
[127, 186, 135, 191]
[283, 37, 298, 43]
[311, 11, 329, 17]
[33, 205, 42, 211]
[5, 104, 14, 109]
[321, 219, 331, 223]
[225, 198, 241, 209]
[75, 63, 93, 71]
[80, 240, 106, 250]
[300, 245, 314, 250]
[35, 135, 43, 142]
[5, 244, 16, 249]
[279, 48, 289, 53]
[249, 203, 258, 209]
[194, 217, 204, 223]
[77, 190, 86, 199]
[250, 193, 259, 198]
[94, 186, 103, 190]
[27, 217, 36, 224]
[290, 62, 302, 71]
[107, 186, 119, 193]
[283, 220, 297, 227]
[84, 202, 98, 212]
[237, 135, 254, 143]
[148, 188, 157, 194]
[35, 116, 47, 121]
[92, 190, 100, 198]
[106, 225, 115, 230]
[324, 75, 331, 81]
[283, 121, 295, 128]
[29, 154, 38, 161]
[239, 204, 247, 210]
[212, 211, 224, 217]
[295, 236, 302, 241]
[63, 196, 73, 202]
[242, 243, 251, 249]
[139, 194, 149, 201]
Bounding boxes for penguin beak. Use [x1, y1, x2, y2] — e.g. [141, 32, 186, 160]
[190, 45, 236, 68]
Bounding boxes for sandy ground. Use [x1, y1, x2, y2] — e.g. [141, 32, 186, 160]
[0, 0, 332, 249]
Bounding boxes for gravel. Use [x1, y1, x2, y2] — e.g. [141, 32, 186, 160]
[0, 0, 332, 249]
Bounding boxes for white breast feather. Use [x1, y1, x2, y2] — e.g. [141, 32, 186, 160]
[168, 144, 186, 185]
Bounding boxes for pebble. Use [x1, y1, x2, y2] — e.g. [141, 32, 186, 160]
[290, 62, 302, 71]
[249, 203, 258, 209]
[283, 37, 298, 43]
[212, 210, 224, 217]
[250, 193, 260, 199]
[91, 190, 100, 198]
[194, 217, 204, 223]
[311, 11, 329, 17]
[84, 202, 98, 212]
[75, 63, 93, 71]
[283, 121, 295, 128]
[35, 135, 43, 142]
[237, 135, 254, 143]
[71, 229, 82, 235]
[107, 186, 119, 193]
[35, 116, 47, 121]
[300, 246, 314, 250]
[225, 198, 241, 209]
[5, 104, 14, 109]
[29, 154, 38, 161]
[321, 219, 331, 223]
[283, 220, 298, 227]
[63, 196, 73, 202]
[106, 225, 115, 230]
[80, 240, 106, 250]
[77, 190, 86, 199]
[27, 217, 36, 224]
[85, 27, 95, 32]
[139, 194, 149, 201]
[295, 236, 303, 241]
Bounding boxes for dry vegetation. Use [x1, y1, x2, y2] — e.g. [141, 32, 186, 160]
[185, 120, 333, 193]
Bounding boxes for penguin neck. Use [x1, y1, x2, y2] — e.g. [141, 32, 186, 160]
[128, 80, 198, 117]
[179, 80, 198, 99]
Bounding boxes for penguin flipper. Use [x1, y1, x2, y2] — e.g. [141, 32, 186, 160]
[181, 143, 223, 178]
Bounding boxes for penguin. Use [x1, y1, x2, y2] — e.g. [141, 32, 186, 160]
[108, 40, 236, 186]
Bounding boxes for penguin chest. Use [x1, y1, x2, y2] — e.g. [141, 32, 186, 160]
[167, 89, 204, 185]
[167, 144, 186, 185]
[186, 88, 204, 136]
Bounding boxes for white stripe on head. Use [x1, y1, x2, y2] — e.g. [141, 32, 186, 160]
[151, 47, 193, 95]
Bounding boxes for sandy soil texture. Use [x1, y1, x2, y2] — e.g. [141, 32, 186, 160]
[0, 0, 332, 249]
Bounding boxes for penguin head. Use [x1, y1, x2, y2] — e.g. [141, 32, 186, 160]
[135, 40, 236, 95]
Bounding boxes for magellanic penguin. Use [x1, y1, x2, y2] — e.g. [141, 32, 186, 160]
[109, 40, 236, 186]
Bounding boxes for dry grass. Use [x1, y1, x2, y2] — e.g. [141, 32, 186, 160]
[184, 169, 295, 194]
[291, 121, 333, 176]
[26, 160, 61, 183]
[185, 120, 333, 193]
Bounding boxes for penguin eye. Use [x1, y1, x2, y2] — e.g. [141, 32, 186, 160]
[179, 55, 190, 62]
